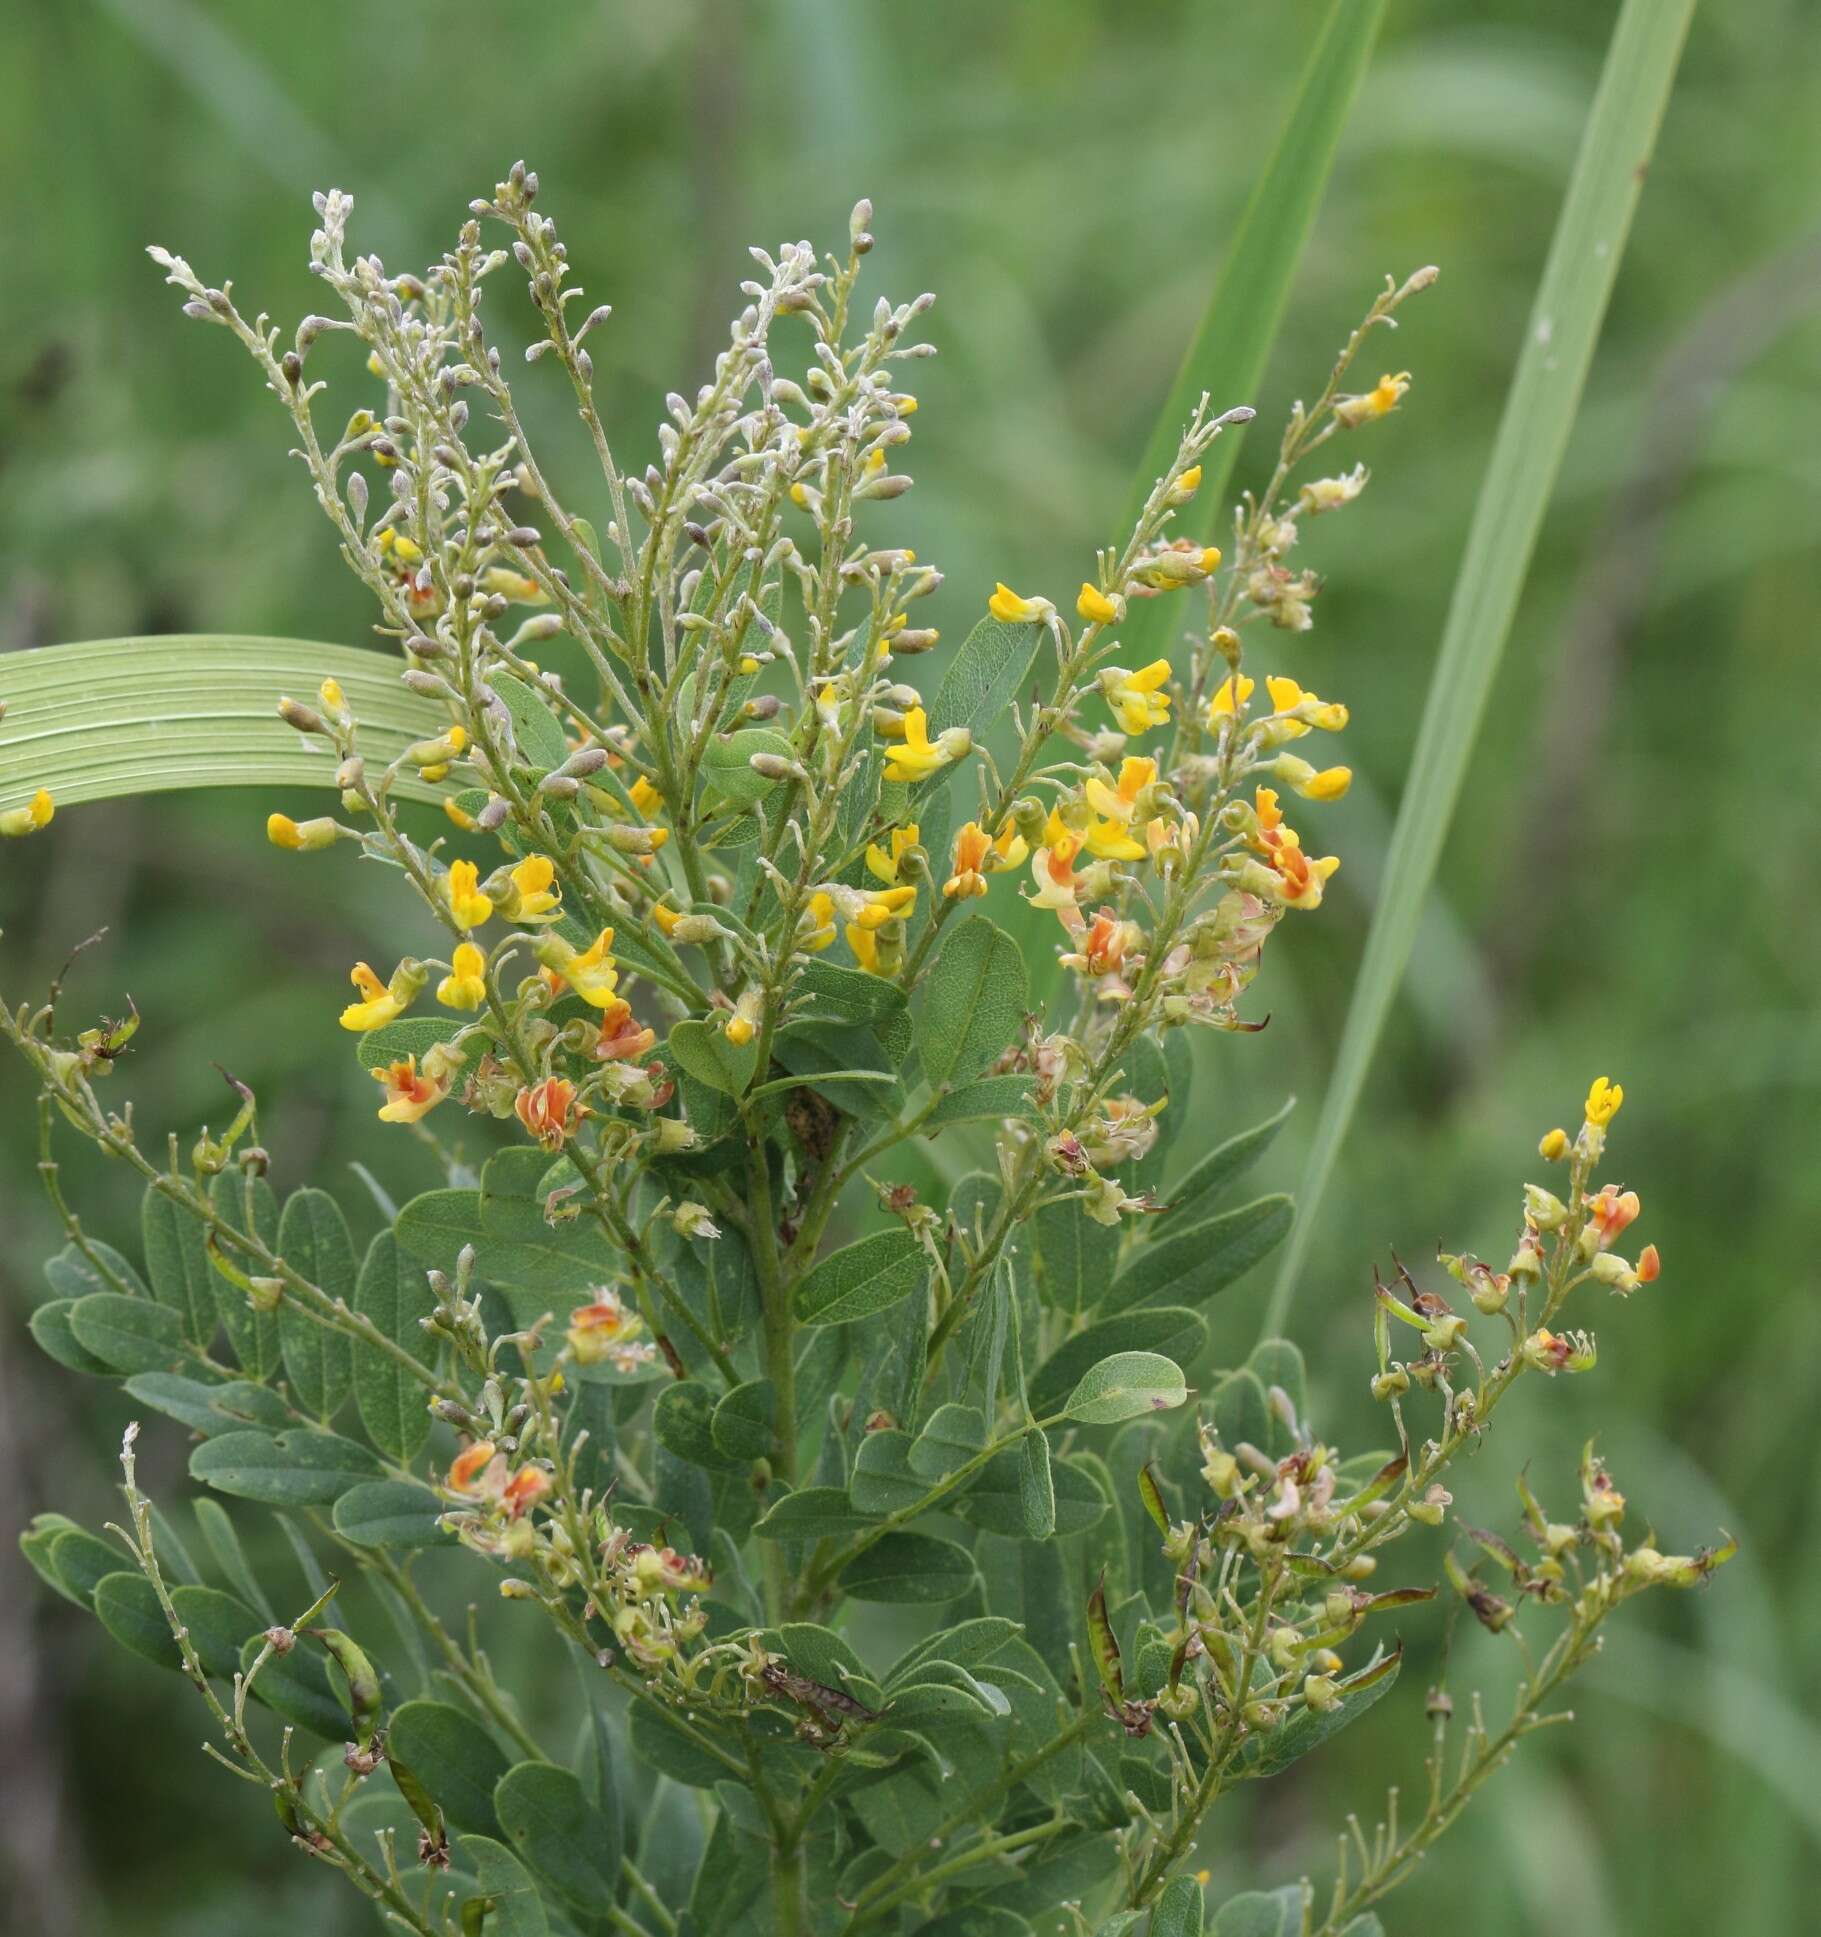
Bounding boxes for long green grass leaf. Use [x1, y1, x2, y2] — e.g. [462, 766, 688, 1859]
[1125, 0, 1388, 551]
[1266, 0, 1698, 1330]
[0, 637, 446, 812]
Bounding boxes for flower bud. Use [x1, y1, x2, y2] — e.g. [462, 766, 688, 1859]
[1523, 1184, 1569, 1230]
[1302, 1673, 1342, 1714]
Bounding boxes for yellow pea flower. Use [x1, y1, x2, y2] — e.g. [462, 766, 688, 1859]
[725, 991, 763, 1047]
[0, 789, 55, 838]
[339, 959, 425, 1032]
[265, 812, 338, 851]
[846, 922, 881, 972]
[1080, 815, 1148, 862]
[445, 859, 495, 929]
[990, 819, 1029, 870]
[944, 821, 993, 900]
[800, 892, 837, 952]
[373, 1054, 450, 1124]
[1207, 673, 1255, 723]
[1584, 1076, 1624, 1127]
[1271, 754, 1352, 802]
[508, 854, 562, 919]
[882, 707, 947, 783]
[1335, 370, 1411, 429]
[1264, 675, 1349, 735]
[1077, 583, 1123, 626]
[1102, 660, 1173, 736]
[865, 822, 920, 885]
[987, 583, 1054, 625]
[855, 885, 917, 930]
[1083, 756, 1157, 826]
[438, 942, 488, 1011]
[542, 927, 621, 1008]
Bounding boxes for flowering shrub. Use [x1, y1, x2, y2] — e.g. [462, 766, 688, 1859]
[4, 168, 1726, 1937]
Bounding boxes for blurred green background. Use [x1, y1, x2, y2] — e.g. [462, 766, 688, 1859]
[3, 0, 1818, 1930]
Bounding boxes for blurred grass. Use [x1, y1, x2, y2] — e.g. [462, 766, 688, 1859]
[3, 0, 1820, 1931]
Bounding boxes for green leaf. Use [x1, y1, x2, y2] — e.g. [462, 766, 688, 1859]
[190, 1428, 381, 1507]
[93, 1575, 257, 1680]
[66, 1292, 186, 1375]
[1241, 1646, 1402, 1777]
[752, 1487, 875, 1541]
[770, 1622, 885, 1710]
[489, 671, 570, 773]
[1063, 1352, 1188, 1426]
[208, 1171, 282, 1379]
[91, 1571, 182, 1672]
[1210, 1889, 1305, 1937]
[1163, 1096, 1294, 1225]
[140, 1188, 216, 1345]
[850, 1431, 925, 1515]
[909, 1404, 988, 1480]
[493, 1762, 621, 1915]
[354, 1014, 466, 1073]
[701, 726, 793, 805]
[353, 1232, 438, 1462]
[837, 1531, 976, 1604]
[919, 918, 1028, 1090]
[654, 1381, 748, 1474]
[1017, 1431, 1056, 1540]
[793, 960, 910, 1030]
[1152, 1876, 1207, 1937]
[922, 1074, 1038, 1130]
[886, 1618, 1022, 1688]
[397, 1185, 617, 1294]
[276, 1189, 356, 1421]
[711, 1380, 777, 1463]
[332, 1480, 454, 1550]
[18, 1515, 86, 1605]
[48, 1527, 132, 1611]
[458, 1834, 551, 1937]
[0, 636, 448, 814]
[124, 1370, 285, 1437]
[794, 1227, 926, 1327]
[45, 1239, 148, 1302]
[926, 616, 1044, 743]
[244, 1631, 348, 1738]
[27, 1299, 114, 1376]
[168, 1588, 259, 1681]
[626, 1699, 741, 1789]
[389, 1700, 511, 1837]
[1270, 0, 1698, 1329]
[1123, 0, 1389, 607]
[1030, 1308, 1207, 1419]
[1032, 1199, 1120, 1317]
[192, 1498, 276, 1623]
[953, 1444, 1105, 1540]
[1107, 1196, 1292, 1314]
[665, 1017, 760, 1096]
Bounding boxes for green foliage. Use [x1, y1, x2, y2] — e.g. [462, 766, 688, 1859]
[0, 3, 1731, 1926]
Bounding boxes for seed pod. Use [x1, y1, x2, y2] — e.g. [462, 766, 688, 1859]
[312, 1628, 383, 1747]
[1086, 1572, 1124, 1704]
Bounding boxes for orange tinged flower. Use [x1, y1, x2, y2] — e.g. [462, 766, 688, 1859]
[448, 1440, 499, 1493]
[1586, 1183, 1641, 1250]
[502, 1467, 552, 1518]
[372, 1054, 450, 1124]
[515, 1076, 581, 1149]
